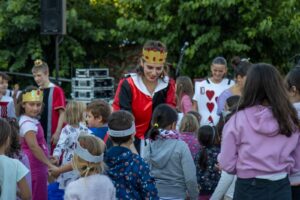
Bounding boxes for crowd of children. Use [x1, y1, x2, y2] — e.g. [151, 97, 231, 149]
[1, 40, 300, 200]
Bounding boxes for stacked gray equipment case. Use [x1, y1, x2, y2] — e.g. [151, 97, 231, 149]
[72, 68, 114, 103]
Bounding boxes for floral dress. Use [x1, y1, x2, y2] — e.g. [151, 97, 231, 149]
[53, 123, 91, 189]
[194, 146, 221, 195]
[104, 146, 159, 200]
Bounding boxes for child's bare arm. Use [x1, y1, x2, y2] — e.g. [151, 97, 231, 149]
[17, 177, 31, 200]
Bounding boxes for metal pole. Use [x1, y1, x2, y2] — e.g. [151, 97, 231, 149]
[55, 35, 59, 84]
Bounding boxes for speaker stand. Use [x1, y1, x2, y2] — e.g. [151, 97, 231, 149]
[55, 35, 64, 85]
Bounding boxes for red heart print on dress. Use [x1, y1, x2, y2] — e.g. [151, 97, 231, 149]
[207, 102, 214, 113]
[208, 116, 214, 123]
[206, 90, 215, 101]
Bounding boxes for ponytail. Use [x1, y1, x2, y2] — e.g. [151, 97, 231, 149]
[148, 104, 178, 140]
[198, 146, 208, 170]
[147, 123, 160, 140]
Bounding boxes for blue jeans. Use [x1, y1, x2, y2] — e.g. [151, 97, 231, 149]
[292, 185, 300, 200]
[233, 176, 291, 200]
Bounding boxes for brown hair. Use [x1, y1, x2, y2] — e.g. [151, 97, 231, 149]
[0, 119, 11, 148]
[86, 100, 111, 123]
[238, 63, 300, 137]
[72, 134, 106, 177]
[5, 118, 21, 158]
[108, 110, 134, 145]
[0, 72, 9, 81]
[31, 59, 49, 74]
[136, 40, 168, 79]
[176, 76, 194, 112]
[16, 86, 39, 117]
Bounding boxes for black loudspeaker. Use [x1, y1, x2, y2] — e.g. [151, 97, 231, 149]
[41, 0, 66, 35]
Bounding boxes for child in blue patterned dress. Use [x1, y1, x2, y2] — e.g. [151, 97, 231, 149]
[195, 125, 221, 200]
[104, 110, 159, 200]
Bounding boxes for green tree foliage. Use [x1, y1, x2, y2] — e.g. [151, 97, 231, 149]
[0, 0, 299, 82]
[112, 0, 300, 76]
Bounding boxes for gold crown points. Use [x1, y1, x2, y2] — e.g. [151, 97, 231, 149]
[22, 90, 43, 102]
[142, 48, 167, 65]
[34, 59, 43, 66]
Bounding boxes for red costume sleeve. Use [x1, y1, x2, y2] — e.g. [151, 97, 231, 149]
[53, 86, 66, 110]
[166, 78, 176, 107]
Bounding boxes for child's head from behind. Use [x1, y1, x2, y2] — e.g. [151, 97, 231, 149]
[86, 100, 111, 128]
[107, 110, 135, 145]
[225, 95, 240, 111]
[0, 118, 11, 150]
[234, 60, 252, 88]
[65, 101, 86, 126]
[286, 66, 300, 103]
[187, 110, 201, 124]
[148, 104, 178, 140]
[16, 86, 43, 118]
[197, 125, 218, 147]
[241, 63, 300, 137]
[72, 134, 106, 177]
[176, 76, 194, 99]
[5, 118, 21, 158]
[179, 113, 199, 133]
[197, 125, 218, 170]
[241, 63, 287, 107]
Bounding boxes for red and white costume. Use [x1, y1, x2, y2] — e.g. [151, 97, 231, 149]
[113, 73, 176, 140]
[193, 78, 234, 125]
[39, 83, 66, 152]
[0, 95, 15, 118]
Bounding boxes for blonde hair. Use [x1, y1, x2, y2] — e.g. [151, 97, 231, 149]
[179, 113, 199, 133]
[65, 101, 86, 126]
[72, 134, 106, 177]
[31, 59, 49, 74]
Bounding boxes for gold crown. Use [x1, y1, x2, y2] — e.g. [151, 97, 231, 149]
[34, 59, 43, 66]
[142, 48, 167, 65]
[22, 90, 43, 102]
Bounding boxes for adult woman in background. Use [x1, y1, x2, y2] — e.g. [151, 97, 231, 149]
[113, 40, 176, 154]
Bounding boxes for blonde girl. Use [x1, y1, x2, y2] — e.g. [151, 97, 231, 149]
[49, 101, 90, 199]
[179, 113, 200, 159]
[64, 135, 116, 199]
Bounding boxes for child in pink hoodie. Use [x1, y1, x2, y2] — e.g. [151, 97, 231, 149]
[218, 63, 300, 200]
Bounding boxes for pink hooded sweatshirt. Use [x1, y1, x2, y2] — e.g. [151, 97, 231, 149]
[218, 105, 300, 179]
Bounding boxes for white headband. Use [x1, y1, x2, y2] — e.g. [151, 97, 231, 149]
[108, 122, 136, 137]
[74, 141, 104, 163]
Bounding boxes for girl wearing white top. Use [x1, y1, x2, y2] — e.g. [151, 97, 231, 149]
[64, 135, 116, 200]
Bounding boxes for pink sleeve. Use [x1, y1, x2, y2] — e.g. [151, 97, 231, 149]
[292, 133, 300, 174]
[218, 115, 239, 174]
[181, 94, 193, 114]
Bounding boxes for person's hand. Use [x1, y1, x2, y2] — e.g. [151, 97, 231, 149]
[215, 163, 221, 172]
[49, 165, 60, 179]
[50, 156, 59, 165]
[51, 132, 60, 145]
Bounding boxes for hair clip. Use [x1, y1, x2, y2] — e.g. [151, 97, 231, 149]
[153, 123, 159, 128]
